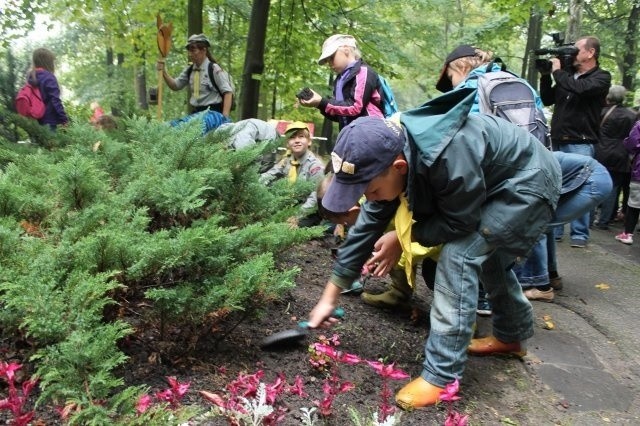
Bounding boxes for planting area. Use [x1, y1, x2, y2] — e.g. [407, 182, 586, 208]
[81, 241, 568, 424]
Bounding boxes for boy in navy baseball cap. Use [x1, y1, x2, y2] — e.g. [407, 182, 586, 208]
[307, 93, 562, 411]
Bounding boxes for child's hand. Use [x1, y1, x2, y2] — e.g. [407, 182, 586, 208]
[299, 90, 322, 107]
[367, 231, 402, 277]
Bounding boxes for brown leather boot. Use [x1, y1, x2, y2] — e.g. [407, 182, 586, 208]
[468, 335, 526, 358]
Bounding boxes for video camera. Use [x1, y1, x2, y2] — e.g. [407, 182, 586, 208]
[533, 32, 579, 73]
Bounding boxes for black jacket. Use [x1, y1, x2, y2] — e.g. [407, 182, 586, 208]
[595, 105, 638, 173]
[540, 66, 611, 144]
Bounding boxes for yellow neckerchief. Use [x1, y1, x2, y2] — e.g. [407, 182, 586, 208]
[287, 157, 300, 183]
[193, 68, 201, 99]
[394, 193, 414, 285]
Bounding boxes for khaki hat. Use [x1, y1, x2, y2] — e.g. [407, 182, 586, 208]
[284, 121, 309, 136]
[185, 34, 210, 49]
[318, 34, 357, 65]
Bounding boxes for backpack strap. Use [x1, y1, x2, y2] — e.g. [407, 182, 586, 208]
[207, 62, 222, 96]
[484, 57, 507, 73]
[188, 62, 222, 96]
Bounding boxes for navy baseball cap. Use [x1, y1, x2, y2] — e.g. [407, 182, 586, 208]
[435, 44, 477, 93]
[322, 117, 405, 213]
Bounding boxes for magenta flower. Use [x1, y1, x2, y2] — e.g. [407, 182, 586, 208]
[286, 375, 307, 397]
[166, 376, 190, 398]
[445, 411, 470, 426]
[365, 361, 410, 380]
[0, 362, 22, 383]
[136, 394, 152, 414]
[439, 378, 462, 402]
[339, 353, 362, 365]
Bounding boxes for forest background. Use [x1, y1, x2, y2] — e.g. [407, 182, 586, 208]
[0, 0, 639, 424]
[1, 0, 639, 148]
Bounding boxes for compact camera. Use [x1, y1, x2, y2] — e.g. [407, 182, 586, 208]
[296, 87, 314, 101]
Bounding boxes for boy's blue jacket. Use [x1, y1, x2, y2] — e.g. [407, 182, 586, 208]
[330, 88, 561, 289]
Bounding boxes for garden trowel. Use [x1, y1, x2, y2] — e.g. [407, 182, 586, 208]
[260, 308, 345, 350]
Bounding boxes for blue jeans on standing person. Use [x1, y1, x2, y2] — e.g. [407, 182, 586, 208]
[554, 143, 595, 244]
[519, 159, 612, 290]
[513, 234, 548, 288]
[421, 232, 534, 388]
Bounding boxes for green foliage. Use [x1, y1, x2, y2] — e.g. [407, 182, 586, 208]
[0, 114, 320, 422]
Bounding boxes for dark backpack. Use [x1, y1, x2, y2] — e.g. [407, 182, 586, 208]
[477, 64, 550, 147]
[15, 82, 46, 119]
[376, 74, 399, 118]
[188, 62, 236, 111]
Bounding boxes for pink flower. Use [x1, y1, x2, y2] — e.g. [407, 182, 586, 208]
[286, 375, 307, 397]
[199, 390, 227, 408]
[339, 353, 362, 365]
[439, 378, 462, 402]
[166, 376, 190, 398]
[0, 362, 22, 382]
[444, 411, 469, 426]
[365, 361, 410, 380]
[136, 394, 152, 414]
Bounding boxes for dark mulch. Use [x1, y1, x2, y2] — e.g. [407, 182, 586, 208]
[1, 236, 566, 425]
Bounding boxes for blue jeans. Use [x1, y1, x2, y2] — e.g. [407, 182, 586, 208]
[513, 234, 548, 288]
[554, 143, 595, 242]
[421, 232, 534, 388]
[519, 161, 612, 288]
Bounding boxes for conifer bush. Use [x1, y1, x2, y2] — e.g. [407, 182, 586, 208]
[0, 116, 324, 422]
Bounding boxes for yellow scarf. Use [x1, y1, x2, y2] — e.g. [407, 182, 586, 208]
[288, 159, 300, 183]
[193, 68, 200, 99]
[394, 193, 414, 286]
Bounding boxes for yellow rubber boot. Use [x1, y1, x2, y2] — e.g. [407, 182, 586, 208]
[361, 267, 412, 309]
[395, 377, 444, 410]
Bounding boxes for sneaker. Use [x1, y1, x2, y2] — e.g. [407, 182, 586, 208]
[615, 232, 633, 245]
[570, 238, 586, 248]
[476, 298, 492, 316]
[524, 287, 554, 302]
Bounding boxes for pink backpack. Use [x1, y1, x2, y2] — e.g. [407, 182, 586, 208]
[15, 83, 46, 119]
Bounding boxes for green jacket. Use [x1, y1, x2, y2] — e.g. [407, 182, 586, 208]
[330, 88, 561, 288]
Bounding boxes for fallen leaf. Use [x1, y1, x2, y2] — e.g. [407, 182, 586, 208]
[543, 320, 555, 330]
[595, 283, 610, 290]
[542, 314, 552, 321]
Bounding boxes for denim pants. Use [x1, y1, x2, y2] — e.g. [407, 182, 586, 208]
[421, 232, 534, 388]
[517, 161, 612, 288]
[554, 143, 595, 242]
[513, 234, 548, 288]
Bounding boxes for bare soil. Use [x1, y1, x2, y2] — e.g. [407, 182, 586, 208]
[2, 236, 569, 425]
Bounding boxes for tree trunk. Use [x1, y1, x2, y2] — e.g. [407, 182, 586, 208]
[524, 7, 543, 88]
[188, 0, 204, 36]
[240, 0, 271, 119]
[566, 0, 583, 42]
[621, 1, 640, 93]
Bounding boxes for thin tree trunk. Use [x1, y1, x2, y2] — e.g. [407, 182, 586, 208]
[566, 0, 583, 42]
[524, 7, 543, 88]
[621, 1, 640, 92]
[240, 0, 271, 119]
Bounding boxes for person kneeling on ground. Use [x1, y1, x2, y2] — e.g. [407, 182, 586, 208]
[306, 90, 561, 410]
[260, 122, 324, 227]
[316, 173, 441, 307]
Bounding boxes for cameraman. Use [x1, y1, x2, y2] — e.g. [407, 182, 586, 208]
[539, 36, 611, 249]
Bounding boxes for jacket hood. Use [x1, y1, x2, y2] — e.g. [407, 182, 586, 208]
[400, 88, 476, 166]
